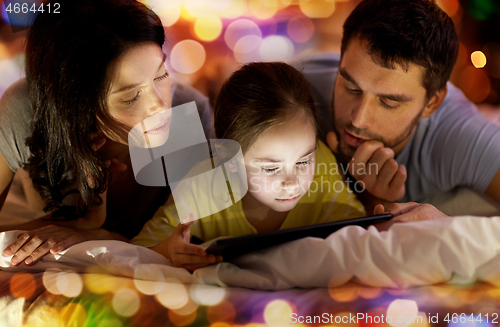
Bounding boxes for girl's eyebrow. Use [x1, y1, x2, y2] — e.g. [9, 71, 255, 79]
[253, 147, 316, 163]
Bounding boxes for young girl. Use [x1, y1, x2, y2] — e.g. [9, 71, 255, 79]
[132, 62, 365, 270]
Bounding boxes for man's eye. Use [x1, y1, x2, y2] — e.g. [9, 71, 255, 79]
[344, 84, 361, 94]
[262, 167, 280, 175]
[380, 100, 399, 110]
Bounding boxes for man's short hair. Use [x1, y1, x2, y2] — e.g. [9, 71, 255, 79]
[341, 0, 459, 100]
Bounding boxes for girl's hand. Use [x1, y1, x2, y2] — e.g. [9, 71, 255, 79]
[152, 214, 222, 271]
[2, 225, 92, 265]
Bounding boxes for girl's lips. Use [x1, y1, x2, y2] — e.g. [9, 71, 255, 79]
[275, 194, 300, 203]
[344, 130, 367, 147]
[146, 116, 171, 135]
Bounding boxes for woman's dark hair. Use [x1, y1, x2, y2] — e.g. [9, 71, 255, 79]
[24, 0, 165, 217]
[214, 62, 317, 153]
[341, 0, 459, 100]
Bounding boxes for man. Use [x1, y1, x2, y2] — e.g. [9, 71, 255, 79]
[300, 0, 500, 214]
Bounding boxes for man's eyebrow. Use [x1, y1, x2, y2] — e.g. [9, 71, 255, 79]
[339, 67, 413, 102]
[112, 53, 167, 94]
[339, 68, 360, 88]
[254, 147, 316, 163]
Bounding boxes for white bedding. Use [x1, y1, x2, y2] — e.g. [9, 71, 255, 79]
[1, 216, 500, 290]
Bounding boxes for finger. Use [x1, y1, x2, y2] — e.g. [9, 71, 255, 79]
[181, 212, 196, 224]
[3, 232, 32, 256]
[386, 202, 420, 217]
[10, 236, 46, 265]
[173, 253, 215, 266]
[389, 164, 407, 189]
[326, 131, 339, 154]
[375, 159, 399, 190]
[25, 238, 58, 265]
[373, 204, 385, 215]
[177, 242, 206, 256]
[350, 140, 385, 177]
[183, 262, 213, 271]
[50, 236, 80, 254]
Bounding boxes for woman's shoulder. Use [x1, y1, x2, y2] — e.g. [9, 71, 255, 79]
[0, 78, 30, 116]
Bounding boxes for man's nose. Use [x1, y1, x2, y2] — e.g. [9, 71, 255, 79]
[350, 95, 371, 129]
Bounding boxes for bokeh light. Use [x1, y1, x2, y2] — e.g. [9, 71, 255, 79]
[263, 299, 294, 325]
[386, 299, 419, 327]
[249, 0, 278, 20]
[9, 272, 36, 299]
[168, 308, 198, 326]
[437, 0, 460, 17]
[155, 279, 189, 309]
[300, 0, 335, 18]
[61, 272, 83, 298]
[59, 303, 87, 327]
[233, 34, 263, 63]
[112, 289, 141, 317]
[471, 51, 487, 68]
[259, 35, 295, 61]
[147, 0, 182, 27]
[219, 0, 248, 19]
[328, 284, 359, 302]
[207, 301, 237, 324]
[287, 16, 315, 43]
[170, 40, 206, 74]
[83, 273, 129, 294]
[459, 65, 491, 103]
[133, 266, 165, 295]
[194, 16, 223, 42]
[225, 19, 262, 50]
[467, 0, 498, 20]
[189, 284, 226, 306]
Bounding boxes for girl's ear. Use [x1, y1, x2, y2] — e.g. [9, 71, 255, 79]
[421, 85, 447, 119]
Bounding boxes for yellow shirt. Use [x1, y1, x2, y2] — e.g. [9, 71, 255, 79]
[132, 141, 365, 247]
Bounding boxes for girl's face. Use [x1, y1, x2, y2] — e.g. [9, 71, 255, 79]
[244, 110, 317, 212]
[106, 43, 172, 144]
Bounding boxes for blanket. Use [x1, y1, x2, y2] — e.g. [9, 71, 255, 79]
[1, 216, 500, 290]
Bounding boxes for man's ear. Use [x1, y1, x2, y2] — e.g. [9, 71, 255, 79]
[421, 85, 447, 119]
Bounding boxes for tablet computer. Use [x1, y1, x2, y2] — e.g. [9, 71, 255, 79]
[205, 213, 393, 261]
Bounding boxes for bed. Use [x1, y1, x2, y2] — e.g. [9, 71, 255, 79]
[1, 176, 500, 327]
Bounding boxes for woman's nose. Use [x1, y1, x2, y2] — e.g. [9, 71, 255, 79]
[147, 86, 170, 116]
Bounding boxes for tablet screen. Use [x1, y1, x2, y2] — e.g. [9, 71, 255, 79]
[205, 213, 393, 261]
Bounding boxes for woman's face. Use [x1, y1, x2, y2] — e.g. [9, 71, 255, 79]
[106, 43, 172, 145]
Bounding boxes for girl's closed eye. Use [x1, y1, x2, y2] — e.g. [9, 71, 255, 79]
[262, 166, 280, 175]
[296, 159, 311, 167]
[154, 71, 169, 81]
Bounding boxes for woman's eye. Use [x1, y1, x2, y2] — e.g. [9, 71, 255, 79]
[262, 167, 280, 175]
[296, 159, 311, 167]
[123, 91, 141, 105]
[154, 72, 169, 82]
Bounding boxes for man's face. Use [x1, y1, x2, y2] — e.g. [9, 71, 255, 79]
[333, 37, 429, 160]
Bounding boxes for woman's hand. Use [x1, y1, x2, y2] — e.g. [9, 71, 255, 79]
[151, 214, 222, 271]
[2, 225, 95, 265]
[373, 202, 449, 231]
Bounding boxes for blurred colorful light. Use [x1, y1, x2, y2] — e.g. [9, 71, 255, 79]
[225, 19, 262, 50]
[233, 34, 263, 63]
[386, 299, 419, 327]
[249, 0, 278, 20]
[170, 40, 206, 74]
[459, 65, 491, 103]
[150, 0, 182, 27]
[287, 16, 315, 43]
[112, 289, 140, 317]
[259, 35, 295, 61]
[194, 16, 223, 42]
[300, 0, 336, 18]
[471, 51, 487, 68]
[263, 299, 294, 325]
[189, 284, 226, 306]
[59, 303, 87, 327]
[9, 272, 36, 299]
[155, 279, 189, 309]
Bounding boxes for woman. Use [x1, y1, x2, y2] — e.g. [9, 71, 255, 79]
[0, 0, 212, 265]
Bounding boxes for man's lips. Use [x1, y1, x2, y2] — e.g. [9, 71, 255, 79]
[146, 116, 171, 135]
[344, 130, 368, 147]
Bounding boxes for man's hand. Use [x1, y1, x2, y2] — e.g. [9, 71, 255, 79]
[373, 202, 449, 231]
[327, 131, 407, 204]
[2, 225, 98, 265]
[151, 214, 222, 271]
